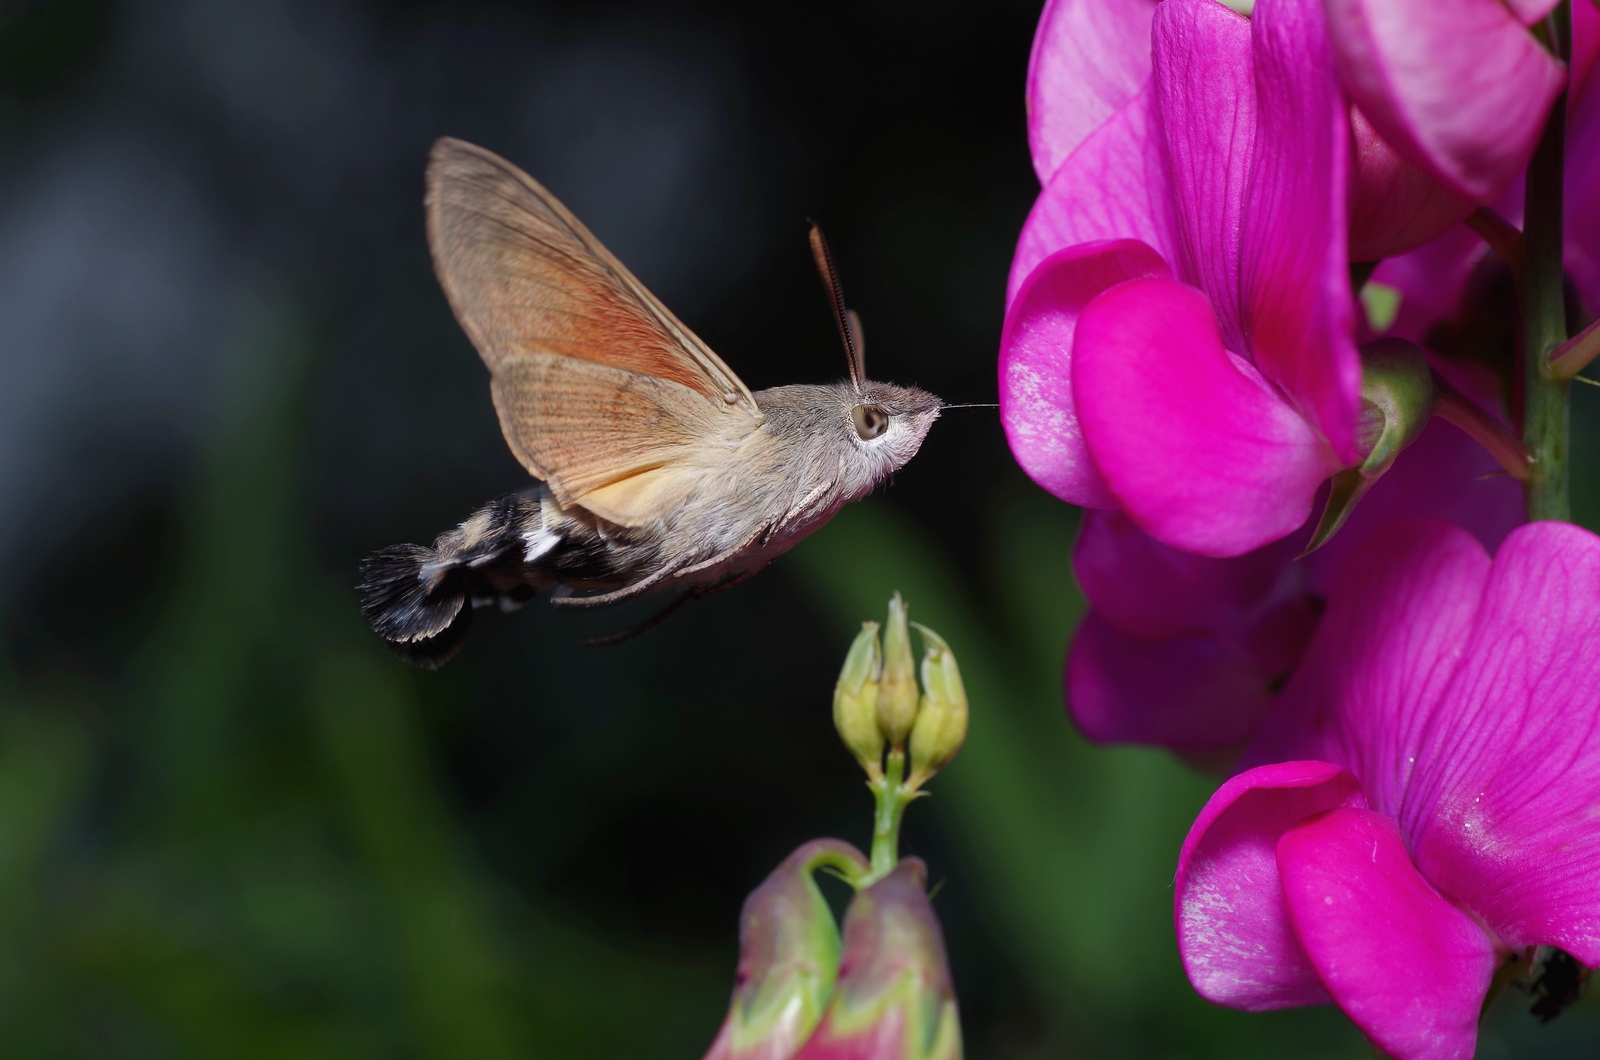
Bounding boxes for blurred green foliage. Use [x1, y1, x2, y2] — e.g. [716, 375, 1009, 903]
[0, 306, 721, 1057]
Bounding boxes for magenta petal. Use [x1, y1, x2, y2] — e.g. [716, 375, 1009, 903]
[1239, 0, 1361, 463]
[1347, 108, 1477, 262]
[1571, 0, 1600, 109]
[1073, 509, 1304, 640]
[1174, 761, 1366, 1010]
[1008, 82, 1176, 305]
[1369, 224, 1486, 347]
[1404, 522, 1600, 964]
[1066, 611, 1279, 752]
[1301, 418, 1525, 599]
[1073, 276, 1342, 557]
[1026, 0, 1159, 183]
[1503, 0, 1563, 28]
[1150, 0, 1256, 351]
[1279, 809, 1495, 1060]
[1000, 241, 1173, 509]
[1246, 520, 1491, 817]
[1325, 0, 1566, 202]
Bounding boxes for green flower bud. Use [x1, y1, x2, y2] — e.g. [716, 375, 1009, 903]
[834, 622, 885, 780]
[906, 623, 967, 790]
[876, 594, 919, 749]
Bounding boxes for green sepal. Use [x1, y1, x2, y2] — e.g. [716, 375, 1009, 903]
[906, 622, 967, 789]
[833, 622, 884, 778]
[1303, 339, 1433, 556]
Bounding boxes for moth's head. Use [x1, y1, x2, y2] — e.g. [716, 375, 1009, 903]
[837, 379, 943, 476]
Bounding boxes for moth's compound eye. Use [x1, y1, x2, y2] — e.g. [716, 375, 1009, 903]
[852, 403, 889, 440]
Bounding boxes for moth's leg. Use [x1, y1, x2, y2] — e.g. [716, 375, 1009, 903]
[767, 482, 832, 542]
[549, 560, 684, 607]
[578, 591, 695, 647]
[673, 523, 771, 579]
[685, 564, 766, 600]
[579, 565, 768, 647]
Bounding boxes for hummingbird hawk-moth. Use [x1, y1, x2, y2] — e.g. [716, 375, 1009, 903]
[360, 137, 942, 666]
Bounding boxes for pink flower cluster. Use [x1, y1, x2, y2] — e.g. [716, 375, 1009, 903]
[1003, 0, 1600, 1053]
[1178, 521, 1600, 1059]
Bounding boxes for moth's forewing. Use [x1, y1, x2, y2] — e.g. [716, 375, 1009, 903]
[426, 137, 759, 408]
[424, 137, 763, 525]
[489, 355, 712, 521]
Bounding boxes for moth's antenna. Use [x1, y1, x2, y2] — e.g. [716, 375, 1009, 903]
[807, 220, 865, 391]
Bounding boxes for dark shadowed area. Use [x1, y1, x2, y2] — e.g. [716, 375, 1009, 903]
[2, 0, 1598, 1056]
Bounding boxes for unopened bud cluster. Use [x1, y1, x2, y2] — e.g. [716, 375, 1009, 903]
[705, 592, 968, 1060]
[832, 593, 968, 791]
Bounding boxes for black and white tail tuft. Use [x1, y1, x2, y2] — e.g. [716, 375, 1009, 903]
[359, 492, 547, 669]
[359, 544, 473, 669]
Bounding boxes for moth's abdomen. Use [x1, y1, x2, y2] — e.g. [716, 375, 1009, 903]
[359, 492, 550, 668]
[358, 488, 669, 667]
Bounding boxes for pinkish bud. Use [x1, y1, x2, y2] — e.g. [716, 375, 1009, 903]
[791, 859, 962, 1060]
[704, 839, 869, 1060]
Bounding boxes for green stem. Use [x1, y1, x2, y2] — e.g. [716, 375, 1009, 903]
[1480, 948, 1534, 1025]
[1521, 2, 1572, 522]
[866, 748, 912, 884]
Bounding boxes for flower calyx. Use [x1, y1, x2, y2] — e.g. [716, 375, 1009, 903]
[1302, 339, 1434, 555]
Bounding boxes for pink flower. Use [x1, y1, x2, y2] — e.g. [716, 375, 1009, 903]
[1174, 519, 1600, 1059]
[1067, 417, 1525, 758]
[1024, 1, 1484, 270]
[1365, 2, 1600, 350]
[1325, 0, 1568, 204]
[1006, 0, 1595, 564]
[1002, 0, 1364, 558]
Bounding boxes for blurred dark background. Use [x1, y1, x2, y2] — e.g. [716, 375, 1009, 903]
[2, 0, 1598, 1056]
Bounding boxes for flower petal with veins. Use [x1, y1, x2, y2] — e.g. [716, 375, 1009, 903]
[1151, 0, 1256, 351]
[1278, 808, 1494, 1060]
[1026, 0, 1159, 183]
[1240, 0, 1361, 462]
[1405, 522, 1600, 965]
